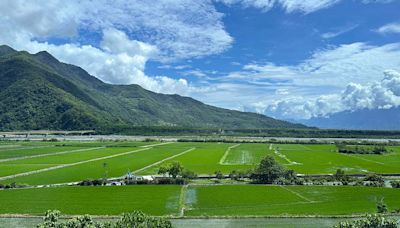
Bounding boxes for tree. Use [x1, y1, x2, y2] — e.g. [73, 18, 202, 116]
[250, 156, 285, 184]
[158, 165, 169, 176]
[168, 162, 183, 178]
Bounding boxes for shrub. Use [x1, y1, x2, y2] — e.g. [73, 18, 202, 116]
[181, 169, 197, 179]
[334, 214, 397, 228]
[36, 210, 172, 227]
[215, 170, 224, 179]
[377, 200, 388, 214]
[390, 181, 400, 188]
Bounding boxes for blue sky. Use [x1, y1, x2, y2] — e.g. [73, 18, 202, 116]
[1, 0, 400, 120]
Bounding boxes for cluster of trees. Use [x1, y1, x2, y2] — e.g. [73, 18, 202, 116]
[249, 156, 301, 185]
[336, 143, 388, 155]
[36, 210, 172, 228]
[158, 162, 197, 179]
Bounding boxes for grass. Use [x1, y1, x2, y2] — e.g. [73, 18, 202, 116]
[185, 185, 400, 216]
[0, 185, 181, 216]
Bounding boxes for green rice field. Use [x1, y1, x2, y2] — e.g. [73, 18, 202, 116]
[2, 141, 400, 186]
[0, 185, 399, 217]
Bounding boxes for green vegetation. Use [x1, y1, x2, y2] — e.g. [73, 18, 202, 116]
[249, 155, 298, 184]
[0, 45, 302, 131]
[336, 143, 389, 155]
[0, 186, 181, 215]
[1, 185, 400, 217]
[36, 210, 172, 228]
[185, 185, 400, 216]
[335, 214, 398, 228]
[2, 143, 193, 185]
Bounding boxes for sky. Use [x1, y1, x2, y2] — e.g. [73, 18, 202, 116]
[1, 0, 400, 120]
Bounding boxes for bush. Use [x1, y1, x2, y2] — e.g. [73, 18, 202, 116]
[36, 210, 172, 227]
[156, 177, 186, 185]
[215, 170, 224, 179]
[390, 181, 400, 188]
[181, 169, 197, 179]
[334, 214, 397, 228]
[377, 200, 388, 214]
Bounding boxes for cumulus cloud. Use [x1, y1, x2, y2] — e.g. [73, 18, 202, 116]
[375, 22, 400, 34]
[263, 70, 400, 120]
[0, 0, 234, 94]
[221, 42, 400, 119]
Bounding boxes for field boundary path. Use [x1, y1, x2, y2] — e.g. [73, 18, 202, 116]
[0, 147, 151, 181]
[132, 147, 196, 174]
[219, 144, 241, 164]
[140, 142, 174, 148]
[270, 144, 301, 165]
[279, 186, 315, 203]
[0, 147, 105, 163]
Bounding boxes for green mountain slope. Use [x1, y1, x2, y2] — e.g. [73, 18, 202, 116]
[0, 45, 306, 131]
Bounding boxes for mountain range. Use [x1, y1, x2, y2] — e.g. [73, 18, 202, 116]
[0, 45, 305, 131]
[300, 107, 400, 130]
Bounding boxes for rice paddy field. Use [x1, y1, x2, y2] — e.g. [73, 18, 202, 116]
[1, 139, 400, 225]
[0, 185, 399, 217]
[2, 141, 400, 186]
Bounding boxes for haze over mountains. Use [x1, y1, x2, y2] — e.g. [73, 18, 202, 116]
[299, 107, 400, 130]
[0, 45, 305, 131]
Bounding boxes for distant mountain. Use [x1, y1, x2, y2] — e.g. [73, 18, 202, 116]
[0, 45, 305, 131]
[301, 107, 400, 130]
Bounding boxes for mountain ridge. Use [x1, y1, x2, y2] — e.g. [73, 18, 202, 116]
[300, 107, 400, 130]
[0, 45, 306, 131]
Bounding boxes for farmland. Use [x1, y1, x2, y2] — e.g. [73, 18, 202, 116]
[2, 141, 400, 186]
[1, 139, 400, 227]
[0, 185, 181, 215]
[0, 185, 399, 217]
[185, 185, 400, 216]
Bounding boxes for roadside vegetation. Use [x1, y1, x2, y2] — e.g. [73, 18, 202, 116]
[36, 210, 172, 228]
[335, 214, 398, 228]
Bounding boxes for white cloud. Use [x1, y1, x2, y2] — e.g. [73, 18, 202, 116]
[217, 0, 395, 13]
[321, 24, 359, 39]
[263, 70, 400, 120]
[375, 22, 400, 34]
[216, 0, 340, 13]
[0, 0, 234, 94]
[215, 42, 400, 119]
